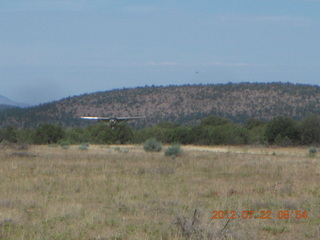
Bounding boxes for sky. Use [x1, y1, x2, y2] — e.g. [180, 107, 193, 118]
[1, 0, 320, 105]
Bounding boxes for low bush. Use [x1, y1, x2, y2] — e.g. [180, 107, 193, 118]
[59, 140, 70, 149]
[164, 144, 182, 158]
[78, 143, 89, 150]
[114, 147, 129, 153]
[143, 138, 162, 152]
[308, 146, 317, 157]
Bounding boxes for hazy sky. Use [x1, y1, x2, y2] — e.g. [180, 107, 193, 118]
[1, 0, 320, 105]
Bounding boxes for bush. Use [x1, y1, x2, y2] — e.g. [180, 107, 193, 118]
[308, 146, 317, 157]
[300, 115, 320, 144]
[34, 124, 65, 144]
[2, 126, 18, 143]
[264, 117, 300, 145]
[78, 143, 89, 150]
[143, 138, 162, 152]
[59, 140, 70, 149]
[274, 135, 293, 147]
[114, 146, 129, 153]
[164, 144, 182, 158]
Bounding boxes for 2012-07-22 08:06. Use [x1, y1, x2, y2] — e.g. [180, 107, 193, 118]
[212, 210, 308, 220]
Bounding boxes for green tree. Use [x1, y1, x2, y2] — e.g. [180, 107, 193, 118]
[156, 121, 180, 129]
[246, 118, 265, 130]
[2, 126, 18, 143]
[87, 123, 115, 144]
[33, 124, 65, 144]
[65, 128, 90, 144]
[300, 115, 320, 144]
[264, 117, 300, 145]
[169, 126, 192, 144]
[208, 124, 248, 145]
[17, 129, 35, 144]
[190, 125, 210, 145]
[86, 123, 133, 144]
[133, 126, 171, 144]
[200, 115, 232, 127]
[247, 125, 266, 145]
[113, 124, 133, 144]
[246, 119, 266, 144]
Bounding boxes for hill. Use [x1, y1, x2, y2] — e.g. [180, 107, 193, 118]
[1, 82, 320, 129]
[0, 94, 29, 108]
[0, 104, 17, 111]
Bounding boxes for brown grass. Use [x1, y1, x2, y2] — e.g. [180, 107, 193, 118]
[0, 144, 320, 239]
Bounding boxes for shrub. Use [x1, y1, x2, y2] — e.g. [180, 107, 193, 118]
[78, 143, 89, 150]
[264, 117, 300, 145]
[308, 146, 317, 157]
[34, 124, 65, 144]
[2, 126, 18, 143]
[164, 144, 182, 158]
[274, 135, 293, 147]
[59, 140, 70, 149]
[114, 147, 129, 153]
[143, 138, 162, 152]
[300, 115, 320, 145]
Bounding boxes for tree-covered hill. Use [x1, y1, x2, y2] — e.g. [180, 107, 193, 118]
[1, 82, 320, 129]
[0, 104, 16, 111]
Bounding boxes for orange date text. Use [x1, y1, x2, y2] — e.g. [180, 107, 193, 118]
[212, 210, 307, 220]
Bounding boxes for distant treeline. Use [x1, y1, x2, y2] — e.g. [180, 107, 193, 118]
[1, 114, 320, 146]
[3, 82, 320, 129]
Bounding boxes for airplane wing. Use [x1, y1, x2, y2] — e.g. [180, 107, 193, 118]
[81, 116, 145, 127]
[110, 116, 145, 120]
[80, 116, 145, 121]
[81, 116, 112, 121]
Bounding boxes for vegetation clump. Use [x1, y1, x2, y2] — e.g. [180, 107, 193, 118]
[164, 144, 182, 158]
[308, 146, 317, 157]
[78, 143, 89, 150]
[114, 146, 129, 153]
[143, 138, 162, 152]
[34, 123, 65, 144]
[59, 140, 70, 149]
[4, 113, 320, 147]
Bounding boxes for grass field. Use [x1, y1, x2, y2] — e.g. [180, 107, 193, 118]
[1, 144, 320, 240]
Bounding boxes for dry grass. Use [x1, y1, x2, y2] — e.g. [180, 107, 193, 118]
[0, 144, 320, 239]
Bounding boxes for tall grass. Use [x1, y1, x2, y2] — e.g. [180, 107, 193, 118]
[0, 145, 319, 239]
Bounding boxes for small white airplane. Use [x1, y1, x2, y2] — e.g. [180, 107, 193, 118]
[81, 116, 145, 128]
